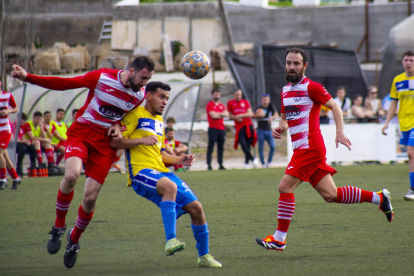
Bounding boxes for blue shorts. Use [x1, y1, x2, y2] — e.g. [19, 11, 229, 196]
[131, 168, 198, 219]
[400, 128, 414, 147]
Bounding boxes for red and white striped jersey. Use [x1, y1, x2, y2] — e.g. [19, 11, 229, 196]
[280, 77, 331, 151]
[0, 91, 17, 133]
[25, 69, 146, 131]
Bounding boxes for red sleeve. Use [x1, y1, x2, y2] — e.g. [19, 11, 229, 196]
[244, 100, 251, 109]
[175, 140, 181, 147]
[25, 69, 102, 91]
[227, 101, 233, 114]
[9, 94, 16, 108]
[51, 124, 56, 133]
[280, 91, 286, 113]
[308, 81, 332, 105]
[206, 102, 213, 113]
[24, 123, 31, 133]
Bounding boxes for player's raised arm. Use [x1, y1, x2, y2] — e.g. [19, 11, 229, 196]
[324, 98, 351, 150]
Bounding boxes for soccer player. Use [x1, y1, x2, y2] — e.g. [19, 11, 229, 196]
[51, 109, 68, 166]
[227, 90, 258, 169]
[67, 109, 78, 128]
[0, 83, 21, 189]
[110, 81, 222, 268]
[12, 56, 155, 269]
[382, 50, 414, 201]
[255, 48, 393, 251]
[206, 89, 228, 170]
[16, 112, 38, 177]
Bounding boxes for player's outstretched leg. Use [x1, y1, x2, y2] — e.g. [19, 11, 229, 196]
[64, 228, 80, 269]
[184, 201, 222, 268]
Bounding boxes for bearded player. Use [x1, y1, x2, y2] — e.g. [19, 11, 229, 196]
[255, 48, 393, 251]
[12, 56, 154, 268]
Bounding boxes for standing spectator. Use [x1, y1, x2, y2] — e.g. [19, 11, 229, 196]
[254, 94, 279, 168]
[331, 86, 351, 118]
[351, 94, 374, 123]
[67, 109, 78, 128]
[206, 89, 228, 170]
[319, 105, 330, 124]
[16, 113, 38, 178]
[227, 90, 258, 169]
[164, 128, 188, 172]
[365, 86, 385, 117]
[51, 109, 68, 166]
[382, 50, 414, 201]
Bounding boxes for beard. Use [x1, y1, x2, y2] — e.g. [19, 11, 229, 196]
[212, 96, 220, 102]
[129, 76, 141, 92]
[285, 68, 304, 83]
[155, 111, 163, 115]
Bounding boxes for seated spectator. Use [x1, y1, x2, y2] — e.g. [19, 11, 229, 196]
[15, 113, 38, 177]
[25, 111, 59, 174]
[351, 94, 374, 123]
[330, 86, 351, 119]
[51, 109, 68, 166]
[364, 86, 385, 123]
[164, 128, 188, 172]
[165, 117, 176, 132]
[67, 109, 78, 128]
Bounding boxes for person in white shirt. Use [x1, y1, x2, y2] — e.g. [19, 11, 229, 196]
[330, 86, 351, 119]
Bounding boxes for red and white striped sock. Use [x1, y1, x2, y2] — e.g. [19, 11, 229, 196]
[55, 189, 74, 228]
[7, 168, 19, 180]
[273, 193, 295, 242]
[70, 205, 94, 243]
[36, 150, 42, 163]
[335, 186, 379, 205]
[45, 148, 54, 164]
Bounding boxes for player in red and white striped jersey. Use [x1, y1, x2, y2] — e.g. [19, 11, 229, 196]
[12, 56, 155, 268]
[255, 48, 393, 252]
[0, 82, 21, 190]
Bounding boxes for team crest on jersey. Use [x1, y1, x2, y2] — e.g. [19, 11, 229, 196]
[294, 91, 301, 102]
[241, 102, 245, 107]
[285, 106, 301, 120]
[121, 125, 127, 132]
[126, 101, 134, 108]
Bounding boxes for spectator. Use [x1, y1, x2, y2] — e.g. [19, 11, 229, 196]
[67, 109, 78, 128]
[254, 94, 278, 168]
[25, 111, 59, 175]
[206, 88, 228, 170]
[164, 128, 188, 172]
[165, 117, 176, 131]
[331, 86, 351, 118]
[43, 111, 56, 141]
[365, 86, 385, 117]
[319, 105, 330, 124]
[51, 108, 68, 166]
[15, 112, 38, 177]
[351, 94, 374, 123]
[227, 89, 258, 169]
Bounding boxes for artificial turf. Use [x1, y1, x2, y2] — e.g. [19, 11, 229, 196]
[0, 164, 412, 275]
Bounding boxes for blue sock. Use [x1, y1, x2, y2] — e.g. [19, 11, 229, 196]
[160, 201, 176, 242]
[191, 223, 209, 257]
[410, 172, 414, 189]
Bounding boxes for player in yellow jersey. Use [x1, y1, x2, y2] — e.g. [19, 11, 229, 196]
[51, 109, 68, 166]
[110, 81, 222, 268]
[382, 51, 414, 200]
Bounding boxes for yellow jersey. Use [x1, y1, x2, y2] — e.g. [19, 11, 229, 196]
[390, 72, 414, 131]
[51, 120, 68, 144]
[121, 106, 168, 186]
[25, 121, 41, 140]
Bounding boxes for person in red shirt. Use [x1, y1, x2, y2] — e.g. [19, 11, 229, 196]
[255, 47, 393, 252]
[12, 56, 154, 269]
[15, 113, 38, 177]
[227, 90, 257, 169]
[206, 89, 228, 170]
[164, 128, 188, 171]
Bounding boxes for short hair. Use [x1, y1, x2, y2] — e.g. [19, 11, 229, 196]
[56, 108, 65, 114]
[165, 127, 174, 135]
[130, 56, 155, 72]
[145, 81, 171, 95]
[211, 88, 220, 95]
[353, 94, 363, 101]
[72, 109, 79, 115]
[166, 117, 176, 124]
[337, 86, 346, 92]
[21, 113, 27, 121]
[402, 51, 414, 59]
[43, 111, 51, 116]
[33, 111, 43, 118]
[285, 47, 308, 65]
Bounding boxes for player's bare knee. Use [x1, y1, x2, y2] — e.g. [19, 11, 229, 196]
[82, 195, 97, 211]
[64, 171, 80, 185]
[189, 201, 204, 218]
[278, 181, 290, 193]
[322, 193, 337, 203]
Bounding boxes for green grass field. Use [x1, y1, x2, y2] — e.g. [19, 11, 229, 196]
[0, 164, 412, 275]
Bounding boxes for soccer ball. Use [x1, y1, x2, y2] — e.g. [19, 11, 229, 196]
[180, 50, 210, 80]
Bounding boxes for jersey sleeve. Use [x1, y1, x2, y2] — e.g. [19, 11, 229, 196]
[120, 111, 138, 139]
[25, 69, 101, 91]
[308, 82, 332, 105]
[206, 102, 213, 113]
[24, 123, 31, 133]
[175, 140, 181, 147]
[245, 100, 251, 109]
[227, 101, 233, 114]
[9, 94, 16, 108]
[280, 91, 286, 113]
[390, 77, 399, 100]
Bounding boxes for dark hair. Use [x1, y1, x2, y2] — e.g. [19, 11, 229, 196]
[130, 56, 155, 72]
[43, 111, 51, 116]
[285, 47, 308, 65]
[402, 51, 414, 59]
[353, 94, 363, 101]
[21, 113, 27, 121]
[56, 108, 65, 114]
[165, 127, 174, 135]
[145, 81, 171, 95]
[166, 117, 176, 124]
[337, 86, 346, 92]
[211, 88, 220, 95]
[72, 109, 79, 115]
[34, 111, 43, 118]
